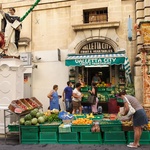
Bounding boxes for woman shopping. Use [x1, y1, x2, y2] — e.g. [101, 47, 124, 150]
[118, 91, 148, 148]
[47, 85, 59, 110]
[88, 83, 99, 114]
[72, 83, 84, 114]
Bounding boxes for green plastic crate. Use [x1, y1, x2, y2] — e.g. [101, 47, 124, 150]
[127, 131, 150, 144]
[21, 132, 39, 144]
[73, 114, 85, 120]
[100, 120, 122, 132]
[103, 131, 126, 144]
[79, 132, 102, 144]
[117, 98, 123, 103]
[21, 125, 39, 133]
[58, 132, 79, 144]
[39, 132, 58, 144]
[21, 125, 39, 144]
[81, 87, 88, 92]
[59, 125, 71, 133]
[39, 123, 61, 132]
[8, 125, 19, 132]
[106, 87, 115, 92]
[97, 87, 106, 92]
[91, 115, 103, 121]
[88, 86, 92, 90]
[21, 139, 39, 144]
[82, 97, 88, 102]
[71, 125, 92, 132]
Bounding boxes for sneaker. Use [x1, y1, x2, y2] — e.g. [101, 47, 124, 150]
[127, 143, 138, 148]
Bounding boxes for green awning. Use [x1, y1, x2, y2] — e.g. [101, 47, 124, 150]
[65, 53, 132, 83]
[65, 53, 126, 66]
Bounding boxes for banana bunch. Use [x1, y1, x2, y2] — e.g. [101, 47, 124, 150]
[86, 113, 94, 119]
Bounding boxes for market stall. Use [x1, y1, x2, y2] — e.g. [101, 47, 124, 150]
[65, 52, 132, 86]
[4, 103, 150, 145]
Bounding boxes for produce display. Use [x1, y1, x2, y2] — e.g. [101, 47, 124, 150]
[8, 97, 42, 114]
[72, 118, 92, 125]
[86, 113, 94, 119]
[121, 121, 133, 126]
[19, 108, 61, 125]
[98, 94, 107, 101]
[147, 121, 150, 130]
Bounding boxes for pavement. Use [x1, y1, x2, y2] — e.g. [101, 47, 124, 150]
[0, 134, 150, 150]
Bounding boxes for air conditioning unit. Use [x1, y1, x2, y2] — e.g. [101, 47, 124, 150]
[20, 52, 32, 66]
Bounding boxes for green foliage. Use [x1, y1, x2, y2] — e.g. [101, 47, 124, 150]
[47, 113, 61, 123]
[111, 84, 135, 96]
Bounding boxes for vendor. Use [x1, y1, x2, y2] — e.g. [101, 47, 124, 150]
[92, 73, 101, 84]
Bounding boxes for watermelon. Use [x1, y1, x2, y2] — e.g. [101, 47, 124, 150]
[33, 108, 39, 113]
[25, 120, 31, 125]
[14, 108, 23, 113]
[24, 114, 32, 121]
[30, 109, 37, 117]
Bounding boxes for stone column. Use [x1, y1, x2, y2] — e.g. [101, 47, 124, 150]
[0, 58, 25, 133]
[144, 0, 150, 21]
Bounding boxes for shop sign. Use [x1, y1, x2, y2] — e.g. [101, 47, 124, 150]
[79, 41, 114, 54]
[66, 57, 125, 66]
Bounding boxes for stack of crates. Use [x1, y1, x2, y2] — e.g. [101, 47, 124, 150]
[8, 125, 19, 132]
[58, 123, 78, 144]
[39, 123, 60, 144]
[100, 120, 126, 144]
[21, 125, 39, 144]
[72, 124, 102, 144]
[127, 131, 150, 145]
[58, 132, 79, 144]
[81, 86, 89, 103]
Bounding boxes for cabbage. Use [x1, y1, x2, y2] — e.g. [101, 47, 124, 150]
[38, 116, 45, 124]
[20, 118, 25, 125]
[31, 118, 38, 125]
[36, 112, 43, 118]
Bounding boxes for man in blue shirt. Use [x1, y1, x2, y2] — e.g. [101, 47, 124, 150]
[62, 81, 73, 113]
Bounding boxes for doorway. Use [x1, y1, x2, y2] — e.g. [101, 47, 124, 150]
[88, 67, 110, 84]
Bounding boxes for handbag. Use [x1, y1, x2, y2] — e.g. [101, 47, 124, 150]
[87, 95, 96, 105]
[124, 96, 135, 117]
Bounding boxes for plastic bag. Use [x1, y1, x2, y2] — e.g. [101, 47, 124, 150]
[58, 111, 74, 120]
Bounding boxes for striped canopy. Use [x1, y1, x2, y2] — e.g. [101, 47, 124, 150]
[65, 53, 131, 83]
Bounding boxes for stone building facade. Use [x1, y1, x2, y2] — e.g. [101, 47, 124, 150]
[0, 0, 143, 112]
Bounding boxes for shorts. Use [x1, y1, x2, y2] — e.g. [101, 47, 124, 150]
[133, 109, 148, 127]
[72, 101, 81, 110]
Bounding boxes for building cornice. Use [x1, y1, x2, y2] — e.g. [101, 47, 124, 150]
[72, 22, 120, 31]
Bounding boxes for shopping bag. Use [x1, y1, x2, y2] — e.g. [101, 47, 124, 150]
[124, 97, 135, 117]
[126, 104, 135, 117]
[87, 95, 96, 105]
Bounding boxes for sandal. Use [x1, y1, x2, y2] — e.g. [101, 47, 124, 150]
[129, 142, 140, 147]
[127, 143, 138, 148]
